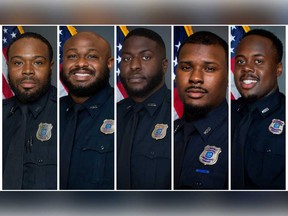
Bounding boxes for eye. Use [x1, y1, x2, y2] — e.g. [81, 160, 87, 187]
[181, 66, 192, 71]
[13, 61, 23, 66]
[205, 67, 216, 72]
[67, 54, 77, 59]
[142, 55, 151, 61]
[87, 54, 99, 59]
[121, 56, 132, 62]
[34, 61, 44, 65]
[236, 59, 245, 65]
[255, 59, 263, 64]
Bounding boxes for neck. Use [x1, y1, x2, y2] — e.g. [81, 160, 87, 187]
[70, 94, 90, 104]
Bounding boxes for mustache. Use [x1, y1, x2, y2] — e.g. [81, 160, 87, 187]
[239, 73, 260, 81]
[185, 85, 208, 93]
[69, 67, 95, 75]
[19, 76, 37, 84]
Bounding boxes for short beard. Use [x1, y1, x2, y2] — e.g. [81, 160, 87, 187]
[61, 67, 110, 97]
[184, 104, 211, 121]
[120, 70, 163, 98]
[8, 75, 51, 104]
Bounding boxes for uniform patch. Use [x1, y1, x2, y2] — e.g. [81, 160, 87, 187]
[152, 124, 168, 140]
[199, 145, 221, 166]
[100, 119, 114, 134]
[36, 123, 53, 142]
[269, 119, 285, 135]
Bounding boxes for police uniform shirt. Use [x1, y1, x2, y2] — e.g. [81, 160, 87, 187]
[174, 100, 228, 190]
[231, 89, 285, 189]
[117, 84, 171, 189]
[60, 84, 114, 189]
[3, 86, 57, 189]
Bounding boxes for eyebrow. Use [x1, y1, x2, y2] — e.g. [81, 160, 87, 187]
[10, 55, 47, 60]
[178, 60, 218, 65]
[235, 53, 264, 58]
[121, 49, 152, 55]
[65, 48, 99, 52]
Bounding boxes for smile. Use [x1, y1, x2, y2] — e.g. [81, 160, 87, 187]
[242, 79, 258, 84]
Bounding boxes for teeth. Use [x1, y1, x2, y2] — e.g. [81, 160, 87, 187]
[75, 73, 90, 77]
[243, 80, 257, 84]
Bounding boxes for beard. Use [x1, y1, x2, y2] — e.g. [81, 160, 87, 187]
[120, 70, 164, 98]
[184, 103, 212, 121]
[61, 66, 110, 97]
[8, 74, 51, 104]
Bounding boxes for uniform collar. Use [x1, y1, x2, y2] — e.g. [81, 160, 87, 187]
[237, 89, 282, 118]
[124, 84, 169, 116]
[9, 86, 53, 118]
[179, 100, 228, 141]
[66, 84, 113, 118]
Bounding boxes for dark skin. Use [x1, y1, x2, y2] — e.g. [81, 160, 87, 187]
[62, 32, 113, 104]
[120, 35, 168, 103]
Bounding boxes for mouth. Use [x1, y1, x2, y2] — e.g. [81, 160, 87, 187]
[185, 87, 208, 99]
[20, 79, 37, 89]
[240, 77, 259, 90]
[127, 75, 146, 84]
[71, 69, 94, 81]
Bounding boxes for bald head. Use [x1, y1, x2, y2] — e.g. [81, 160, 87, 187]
[64, 31, 112, 59]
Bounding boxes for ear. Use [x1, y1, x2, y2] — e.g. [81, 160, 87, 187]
[276, 62, 282, 77]
[107, 57, 114, 70]
[162, 58, 168, 74]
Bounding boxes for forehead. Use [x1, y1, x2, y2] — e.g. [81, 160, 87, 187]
[64, 33, 107, 52]
[236, 35, 274, 54]
[122, 36, 159, 51]
[179, 43, 226, 61]
[9, 38, 49, 56]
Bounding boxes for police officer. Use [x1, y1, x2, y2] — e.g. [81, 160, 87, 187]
[117, 28, 171, 189]
[231, 29, 285, 189]
[3, 32, 57, 190]
[174, 31, 228, 189]
[60, 31, 114, 189]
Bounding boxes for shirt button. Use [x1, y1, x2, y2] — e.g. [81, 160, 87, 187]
[100, 145, 105, 150]
[38, 159, 43, 163]
[267, 149, 272, 153]
[196, 182, 202, 187]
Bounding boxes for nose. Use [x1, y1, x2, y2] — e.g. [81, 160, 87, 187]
[130, 57, 141, 71]
[241, 61, 255, 73]
[22, 62, 34, 75]
[76, 57, 89, 68]
[189, 67, 203, 84]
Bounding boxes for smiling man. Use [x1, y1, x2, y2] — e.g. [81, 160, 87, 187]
[174, 31, 228, 190]
[231, 29, 285, 190]
[60, 31, 114, 189]
[3, 32, 57, 190]
[117, 27, 171, 190]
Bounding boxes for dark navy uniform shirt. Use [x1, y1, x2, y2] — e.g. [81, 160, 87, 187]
[231, 89, 285, 189]
[117, 85, 171, 189]
[174, 101, 228, 190]
[3, 86, 57, 190]
[60, 84, 114, 189]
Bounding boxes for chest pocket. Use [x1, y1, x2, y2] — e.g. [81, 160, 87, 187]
[80, 140, 114, 186]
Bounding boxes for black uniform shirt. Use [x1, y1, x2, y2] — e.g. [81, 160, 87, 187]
[3, 86, 57, 189]
[174, 100, 228, 190]
[60, 84, 114, 189]
[231, 89, 285, 189]
[117, 84, 171, 189]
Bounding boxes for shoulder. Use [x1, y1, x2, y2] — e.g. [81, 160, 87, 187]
[3, 96, 16, 107]
[48, 86, 57, 103]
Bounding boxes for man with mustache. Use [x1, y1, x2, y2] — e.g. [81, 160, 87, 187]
[117, 27, 171, 189]
[60, 31, 114, 189]
[174, 31, 228, 189]
[231, 29, 285, 189]
[3, 32, 57, 189]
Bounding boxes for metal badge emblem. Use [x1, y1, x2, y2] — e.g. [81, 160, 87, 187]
[36, 123, 53, 142]
[152, 124, 168, 140]
[269, 119, 285, 135]
[100, 119, 114, 134]
[199, 145, 222, 166]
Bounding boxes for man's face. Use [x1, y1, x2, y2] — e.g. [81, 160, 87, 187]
[62, 32, 113, 97]
[120, 36, 167, 99]
[176, 43, 227, 113]
[7, 37, 53, 103]
[234, 35, 282, 101]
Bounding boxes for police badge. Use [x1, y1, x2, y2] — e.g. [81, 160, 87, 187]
[269, 119, 285, 135]
[199, 145, 221, 165]
[36, 123, 53, 142]
[100, 119, 114, 134]
[152, 124, 168, 140]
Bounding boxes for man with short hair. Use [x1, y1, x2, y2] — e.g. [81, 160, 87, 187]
[3, 32, 57, 190]
[117, 27, 171, 189]
[174, 31, 228, 189]
[60, 31, 114, 189]
[231, 29, 285, 189]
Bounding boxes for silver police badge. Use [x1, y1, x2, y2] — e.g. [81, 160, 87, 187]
[152, 124, 168, 140]
[199, 145, 221, 165]
[36, 123, 53, 142]
[269, 119, 285, 135]
[100, 119, 114, 134]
